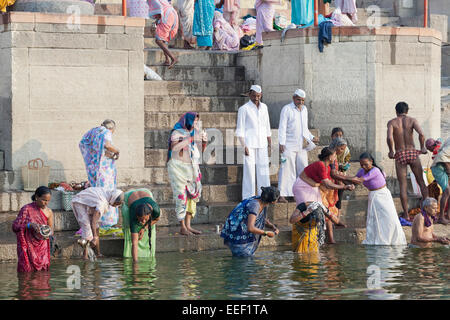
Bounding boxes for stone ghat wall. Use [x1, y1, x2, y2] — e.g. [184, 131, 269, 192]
[237, 26, 442, 174]
[0, 12, 146, 189]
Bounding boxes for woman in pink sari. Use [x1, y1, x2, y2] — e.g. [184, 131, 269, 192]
[148, 0, 179, 68]
[12, 186, 54, 273]
[255, 0, 278, 45]
[213, 11, 240, 51]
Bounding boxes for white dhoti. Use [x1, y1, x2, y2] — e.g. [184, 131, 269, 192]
[177, 0, 195, 41]
[278, 148, 308, 197]
[363, 187, 407, 246]
[242, 147, 270, 200]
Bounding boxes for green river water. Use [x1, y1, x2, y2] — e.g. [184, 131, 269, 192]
[0, 244, 448, 300]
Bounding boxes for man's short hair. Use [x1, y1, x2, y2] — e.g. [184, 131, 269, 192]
[101, 119, 116, 130]
[422, 197, 437, 209]
[395, 102, 409, 114]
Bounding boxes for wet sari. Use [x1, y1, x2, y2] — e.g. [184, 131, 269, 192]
[167, 112, 202, 221]
[12, 203, 51, 272]
[79, 126, 118, 227]
[292, 202, 326, 253]
[221, 197, 267, 256]
[122, 188, 158, 259]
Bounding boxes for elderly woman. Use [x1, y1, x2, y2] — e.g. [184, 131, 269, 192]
[12, 186, 54, 272]
[292, 147, 354, 244]
[221, 186, 280, 257]
[329, 137, 361, 211]
[167, 112, 208, 236]
[122, 188, 161, 261]
[71, 187, 124, 259]
[212, 11, 240, 51]
[356, 153, 407, 245]
[79, 119, 120, 229]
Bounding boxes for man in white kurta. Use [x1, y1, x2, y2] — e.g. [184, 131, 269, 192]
[277, 89, 319, 202]
[235, 85, 272, 200]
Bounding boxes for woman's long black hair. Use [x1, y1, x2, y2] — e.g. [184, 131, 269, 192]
[359, 152, 382, 172]
[32, 186, 51, 201]
[135, 203, 154, 251]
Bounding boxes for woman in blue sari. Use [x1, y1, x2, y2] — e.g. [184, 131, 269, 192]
[79, 119, 120, 228]
[221, 186, 280, 256]
[193, 0, 215, 48]
[291, 0, 314, 26]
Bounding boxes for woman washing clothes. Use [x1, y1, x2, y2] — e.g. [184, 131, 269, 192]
[71, 187, 124, 259]
[292, 147, 355, 244]
[12, 186, 54, 272]
[122, 188, 161, 261]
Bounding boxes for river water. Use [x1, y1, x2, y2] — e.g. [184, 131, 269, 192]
[0, 244, 448, 300]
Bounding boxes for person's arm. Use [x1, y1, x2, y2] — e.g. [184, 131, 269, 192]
[264, 218, 279, 235]
[387, 121, 395, 159]
[265, 106, 272, 156]
[289, 207, 313, 224]
[104, 141, 120, 154]
[247, 214, 275, 237]
[278, 107, 288, 153]
[413, 118, 427, 154]
[300, 171, 320, 187]
[303, 107, 318, 143]
[131, 232, 140, 262]
[321, 178, 354, 190]
[47, 209, 54, 234]
[236, 107, 249, 155]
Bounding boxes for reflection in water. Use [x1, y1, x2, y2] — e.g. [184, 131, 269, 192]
[17, 271, 51, 300]
[0, 245, 448, 300]
[364, 245, 406, 300]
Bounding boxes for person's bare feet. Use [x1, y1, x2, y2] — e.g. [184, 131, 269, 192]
[168, 57, 178, 69]
[180, 227, 193, 236]
[437, 217, 450, 225]
[187, 226, 202, 235]
[335, 222, 346, 229]
[163, 59, 170, 66]
[401, 212, 412, 222]
[278, 196, 288, 203]
[327, 240, 336, 244]
[184, 40, 194, 49]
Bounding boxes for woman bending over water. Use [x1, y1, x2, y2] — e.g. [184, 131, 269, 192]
[221, 186, 280, 257]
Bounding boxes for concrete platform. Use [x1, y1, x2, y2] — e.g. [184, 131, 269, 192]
[150, 65, 246, 81]
[145, 95, 247, 113]
[145, 49, 239, 67]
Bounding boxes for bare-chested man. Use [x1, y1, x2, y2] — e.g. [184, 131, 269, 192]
[410, 197, 450, 248]
[387, 102, 428, 221]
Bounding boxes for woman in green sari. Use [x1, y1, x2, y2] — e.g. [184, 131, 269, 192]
[122, 188, 161, 262]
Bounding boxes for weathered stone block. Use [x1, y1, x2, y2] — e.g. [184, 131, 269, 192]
[0, 193, 10, 212]
[106, 33, 143, 51]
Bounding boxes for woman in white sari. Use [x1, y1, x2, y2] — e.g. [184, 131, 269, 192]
[355, 153, 407, 245]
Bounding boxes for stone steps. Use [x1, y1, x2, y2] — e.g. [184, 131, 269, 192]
[144, 80, 253, 97]
[145, 95, 247, 113]
[149, 65, 246, 81]
[145, 111, 238, 129]
[145, 48, 239, 67]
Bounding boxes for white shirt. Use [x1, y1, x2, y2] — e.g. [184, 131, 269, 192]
[278, 102, 314, 151]
[235, 100, 272, 149]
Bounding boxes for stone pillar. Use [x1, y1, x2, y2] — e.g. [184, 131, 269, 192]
[12, 0, 95, 15]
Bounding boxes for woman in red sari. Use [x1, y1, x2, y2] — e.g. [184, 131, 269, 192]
[12, 186, 54, 272]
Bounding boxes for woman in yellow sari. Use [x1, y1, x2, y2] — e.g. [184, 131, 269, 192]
[290, 201, 331, 253]
[1, 0, 15, 12]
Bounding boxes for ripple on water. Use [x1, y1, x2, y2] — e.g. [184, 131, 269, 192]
[0, 244, 448, 300]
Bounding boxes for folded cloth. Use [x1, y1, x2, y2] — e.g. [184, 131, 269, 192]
[399, 217, 412, 227]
